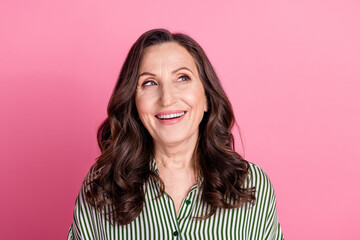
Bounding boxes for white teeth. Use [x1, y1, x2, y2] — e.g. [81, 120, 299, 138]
[157, 111, 185, 119]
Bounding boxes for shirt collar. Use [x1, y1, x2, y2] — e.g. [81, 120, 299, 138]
[150, 158, 160, 175]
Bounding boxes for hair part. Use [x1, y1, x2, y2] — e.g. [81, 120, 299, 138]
[85, 28, 256, 225]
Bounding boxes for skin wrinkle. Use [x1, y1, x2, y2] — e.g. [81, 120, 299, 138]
[138, 67, 194, 80]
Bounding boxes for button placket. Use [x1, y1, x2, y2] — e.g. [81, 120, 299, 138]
[164, 194, 181, 239]
[176, 187, 198, 231]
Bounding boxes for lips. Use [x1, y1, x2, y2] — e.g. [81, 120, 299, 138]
[155, 110, 187, 124]
[156, 111, 186, 120]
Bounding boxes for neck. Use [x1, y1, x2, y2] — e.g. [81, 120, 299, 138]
[154, 142, 199, 190]
[153, 133, 199, 171]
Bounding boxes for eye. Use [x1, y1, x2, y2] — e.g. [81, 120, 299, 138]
[177, 75, 191, 82]
[142, 80, 157, 87]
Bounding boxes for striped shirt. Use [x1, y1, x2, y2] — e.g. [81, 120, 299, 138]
[68, 160, 284, 239]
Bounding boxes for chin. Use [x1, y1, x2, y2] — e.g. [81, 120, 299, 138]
[155, 134, 189, 146]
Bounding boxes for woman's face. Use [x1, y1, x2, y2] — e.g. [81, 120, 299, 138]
[135, 42, 208, 148]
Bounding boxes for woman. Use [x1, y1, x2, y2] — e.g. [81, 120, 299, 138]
[68, 29, 284, 239]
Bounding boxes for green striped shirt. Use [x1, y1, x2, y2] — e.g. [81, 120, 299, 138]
[68, 160, 284, 239]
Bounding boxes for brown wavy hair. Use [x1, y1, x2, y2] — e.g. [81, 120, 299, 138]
[84, 28, 256, 225]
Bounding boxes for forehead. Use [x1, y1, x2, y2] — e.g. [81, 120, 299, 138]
[139, 42, 197, 72]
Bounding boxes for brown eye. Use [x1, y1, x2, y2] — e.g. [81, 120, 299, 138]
[142, 80, 157, 87]
[178, 75, 190, 82]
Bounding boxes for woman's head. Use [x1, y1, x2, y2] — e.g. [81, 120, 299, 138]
[107, 28, 235, 152]
[135, 42, 208, 148]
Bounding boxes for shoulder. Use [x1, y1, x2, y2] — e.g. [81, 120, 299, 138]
[245, 162, 284, 239]
[72, 166, 104, 217]
[68, 167, 108, 239]
[245, 161, 273, 188]
[244, 162, 277, 206]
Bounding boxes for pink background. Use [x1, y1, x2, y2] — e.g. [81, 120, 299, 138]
[1, 0, 359, 239]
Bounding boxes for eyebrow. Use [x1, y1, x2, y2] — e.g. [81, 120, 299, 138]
[137, 72, 156, 79]
[137, 67, 193, 79]
[172, 67, 193, 75]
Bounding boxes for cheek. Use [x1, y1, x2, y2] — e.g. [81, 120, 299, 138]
[135, 94, 154, 120]
[135, 96, 146, 118]
[184, 86, 207, 110]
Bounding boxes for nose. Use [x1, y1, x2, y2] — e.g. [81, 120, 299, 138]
[159, 83, 177, 107]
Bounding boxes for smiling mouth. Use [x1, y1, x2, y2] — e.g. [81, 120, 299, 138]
[155, 111, 186, 120]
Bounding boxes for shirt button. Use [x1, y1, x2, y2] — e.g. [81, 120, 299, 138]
[173, 231, 178, 237]
[185, 199, 191, 205]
